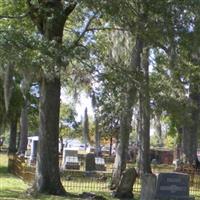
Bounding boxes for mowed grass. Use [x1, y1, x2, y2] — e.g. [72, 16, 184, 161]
[0, 153, 79, 200]
[0, 153, 139, 200]
[0, 153, 29, 200]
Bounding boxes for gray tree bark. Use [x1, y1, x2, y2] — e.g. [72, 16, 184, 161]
[182, 82, 200, 164]
[18, 100, 28, 155]
[4, 63, 13, 112]
[154, 113, 163, 147]
[111, 35, 143, 190]
[27, 0, 76, 195]
[8, 117, 18, 154]
[111, 100, 133, 189]
[34, 77, 65, 194]
[137, 48, 151, 174]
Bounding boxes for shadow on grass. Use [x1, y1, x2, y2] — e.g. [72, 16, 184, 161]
[0, 166, 8, 174]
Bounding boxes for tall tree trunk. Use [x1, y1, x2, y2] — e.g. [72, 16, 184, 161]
[189, 83, 200, 164]
[182, 125, 191, 163]
[34, 77, 65, 195]
[8, 117, 18, 154]
[27, 1, 76, 195]
[138, 48, 151, 174]
[154, 113, 163, 147]
[8, 116, 18, 173]
[4, 63, 13, 112]
[183, 82, 200, 164]
[18, 100, 28, 155]
[111, 35, 143, 189]
[111, 101, 133, 189]
[175, 127, 183, 160]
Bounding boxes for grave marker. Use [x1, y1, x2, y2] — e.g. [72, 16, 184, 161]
[85, 153, 95, 171]
[25, 136, 39, 164]
[62, 148, 80, 170]
[95, 157, 106, 171]
[155, 172, 195, 200]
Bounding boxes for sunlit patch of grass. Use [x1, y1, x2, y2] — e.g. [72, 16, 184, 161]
[0, 154, 72, 200]
[0, 153, 28, 199]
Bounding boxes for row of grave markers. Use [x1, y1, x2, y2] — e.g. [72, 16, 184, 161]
[25, 137, 196, 199]
[25, 139, 106, 172]
[62, 148, 106, 171]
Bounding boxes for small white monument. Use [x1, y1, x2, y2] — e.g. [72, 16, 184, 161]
[62, 148, 80, 170]
[25, 136, 39, 164]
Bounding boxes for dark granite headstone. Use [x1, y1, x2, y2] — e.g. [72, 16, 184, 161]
[155, 172, 194, 200]
[85, 153, 95, 171]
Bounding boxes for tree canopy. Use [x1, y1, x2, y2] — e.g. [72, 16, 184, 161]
[1, 0, 200, 197]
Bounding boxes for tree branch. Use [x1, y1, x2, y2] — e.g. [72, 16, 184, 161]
[87, 27, 129, 32]
[0, 12, 29, 20]
[63, 2, 77, 16]
[68, 14, 97, 50]
[153, 41, 170, 55]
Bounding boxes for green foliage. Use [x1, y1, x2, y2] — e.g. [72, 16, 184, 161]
[7, 81, 23, 122]
[164, 134, 177, 149]
[59, 103, 80, 138]
[27, 85, 39, 133]
[150, 134, 160, 148]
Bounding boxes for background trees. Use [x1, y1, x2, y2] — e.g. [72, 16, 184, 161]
[1, 0, 200, 198]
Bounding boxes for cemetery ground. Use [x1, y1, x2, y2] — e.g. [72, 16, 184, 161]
[0, 152, 140, 200]
[2, 151, 200, 200]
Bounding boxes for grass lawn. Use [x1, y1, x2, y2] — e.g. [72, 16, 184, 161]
[0, 153, 83, 200]
[0, 153, 139, 200]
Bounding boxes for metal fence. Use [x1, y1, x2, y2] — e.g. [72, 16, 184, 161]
[179, 168, 200, 198]
[61, 170, 141, 194]
[8, 154, 200, 199]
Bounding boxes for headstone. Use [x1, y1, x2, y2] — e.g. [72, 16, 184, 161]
[25, 136, 39, 165]
[113, 167, 137, 199]
[30, 140, 38, 163]
[140, 173, 157, 200]
[155, 172, 195, 200]
[65, 156, 80, 170]
[95, 157, 106, 171]
[85, 153, 95, 171]
[65, 149, 78, 156]
[62, 148, 80, 170]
